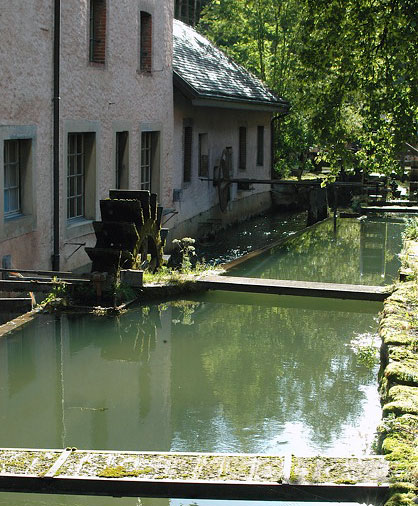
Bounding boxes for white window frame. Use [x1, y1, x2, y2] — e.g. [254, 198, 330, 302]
[64, 120, 99, 240]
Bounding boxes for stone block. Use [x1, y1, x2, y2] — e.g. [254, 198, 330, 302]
[120, 269, 143, 288]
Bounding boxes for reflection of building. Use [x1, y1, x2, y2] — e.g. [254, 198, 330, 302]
[0, 310, 173, 454]
[360, 221, 387, 276]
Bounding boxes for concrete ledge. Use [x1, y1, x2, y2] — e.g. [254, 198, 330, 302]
[0, 307, 42, 339]
[0, 449, 390, 502]
[196, 275, 391, 301]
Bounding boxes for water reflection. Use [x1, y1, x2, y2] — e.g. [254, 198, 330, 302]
[196, 211, 307, 264]
[229, 217, 404, 285]
[0, 294, 382, 506]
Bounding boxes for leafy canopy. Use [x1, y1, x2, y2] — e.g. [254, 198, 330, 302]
[199, 0, 417, 177]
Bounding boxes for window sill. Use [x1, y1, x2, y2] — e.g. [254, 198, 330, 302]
[66, 218, 94, 240]
[3, 213, 36, 240]
[88, 61, 106, 69]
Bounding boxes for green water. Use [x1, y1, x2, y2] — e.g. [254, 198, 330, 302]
[228, 217, 404, 285]
[0, 293, 382, 505]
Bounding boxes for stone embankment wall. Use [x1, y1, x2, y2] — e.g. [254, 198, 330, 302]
[378, 239, 418, 506]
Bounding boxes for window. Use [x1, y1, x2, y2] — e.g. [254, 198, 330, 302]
[116, 131, 129, 189]
[140, 11, 152, 72]
[4, 139, 32, 219]
[67, 132, 96, 220]
[0, 126, 36, 239]
[67, 134, 84, 219]
[175, 0, 204, 26]
[238, 127, 247, 170]
[140, 132, 152, 191]
[89, 0, 106, 64]
[198, 133, 209, 178]
[140, 131, 160, 194]
[4, 140, 21, 217]
[183, 126, 193, 183]
[257, 126, 264, 166]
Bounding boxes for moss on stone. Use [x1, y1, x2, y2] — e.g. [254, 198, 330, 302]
[98, 465, 154, 478]
[384, 492, 417, 506]
[383, 385, 418, 416]
[384, 359, 418, 387]
[379, 238, 418, 506]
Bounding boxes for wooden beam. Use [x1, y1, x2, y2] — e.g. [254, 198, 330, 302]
[0, 449, 390, 503]
[361, 205, 418, 213]
[0, 279, 90, 293]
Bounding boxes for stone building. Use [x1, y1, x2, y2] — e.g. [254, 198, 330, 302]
[170, 20, 289, 240]
[0, 0, 174, 272]
[0, 3, 288, 272]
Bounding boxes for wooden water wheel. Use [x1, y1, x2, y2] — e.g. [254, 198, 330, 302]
[216, 147, 232, 213]
[85, 190, 168, 273]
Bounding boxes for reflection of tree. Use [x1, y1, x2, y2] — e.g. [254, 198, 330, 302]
[230, 218, 403, 286]
[66, 307, 160, 363]
[169, 298, 377, 453]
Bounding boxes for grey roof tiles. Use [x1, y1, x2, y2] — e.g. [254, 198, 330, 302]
[173, 20, 289, 110]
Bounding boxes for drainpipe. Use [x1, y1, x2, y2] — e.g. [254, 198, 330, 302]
[52, 0, 61, 271]
[270, 110, 289, 180]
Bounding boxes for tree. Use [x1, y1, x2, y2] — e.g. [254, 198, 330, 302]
[175, 0, 211, 27]
[296, 0, 418, 177]
[199, 0, 314, 177]
[199, 0, 417, 178]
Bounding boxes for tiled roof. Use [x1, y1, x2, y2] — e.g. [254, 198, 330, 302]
[173, 20, 289, 111]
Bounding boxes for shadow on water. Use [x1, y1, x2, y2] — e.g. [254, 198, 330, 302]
[195, 210, 308, 265]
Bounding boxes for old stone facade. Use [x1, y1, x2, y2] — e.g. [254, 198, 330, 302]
[0, 0, 174, 272]
[171, 90, 275, 240]
[170, 20, 289, 241]
[0, 5, 288, 272]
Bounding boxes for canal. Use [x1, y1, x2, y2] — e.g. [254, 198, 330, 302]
[0, 214, 407, 505]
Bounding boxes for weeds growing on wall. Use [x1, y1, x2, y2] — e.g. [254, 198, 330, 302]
[403, 218, 418, 242]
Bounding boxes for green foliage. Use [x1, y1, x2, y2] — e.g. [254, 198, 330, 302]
[293, 0, 417, 176]
[172, 237, 196, 272]
[199, 0, 417, 177]
[112, 282, 137, 306]
[42, 278, 69, 311]
[403, 218, 418, 242]
[143, 262, 214, 285]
